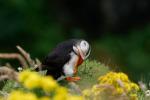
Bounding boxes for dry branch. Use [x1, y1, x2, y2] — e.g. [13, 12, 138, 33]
[16, 46, 35, 68]
[0, 67, 18, 81]
[35, 58, 42, 70]
[0, 53, 28, 68]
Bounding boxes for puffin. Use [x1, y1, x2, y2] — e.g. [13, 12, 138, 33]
[41, 39, 91, 81]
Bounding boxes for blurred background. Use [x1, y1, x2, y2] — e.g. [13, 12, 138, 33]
[0, 0, 150, 83]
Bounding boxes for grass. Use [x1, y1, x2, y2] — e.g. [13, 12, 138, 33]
[77, 60, 109, 89]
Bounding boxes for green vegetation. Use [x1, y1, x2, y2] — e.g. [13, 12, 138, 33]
[0, 60, 149, 100]
[77, 60, 109, 89]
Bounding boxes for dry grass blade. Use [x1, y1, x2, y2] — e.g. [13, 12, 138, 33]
[30, 58, 42, 71]
[35, 58, 42, 70]
[0, 53, 28, 68]
[16, 45, 35, 68]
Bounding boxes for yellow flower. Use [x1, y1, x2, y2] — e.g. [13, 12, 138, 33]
[99, 77, 108, 84]
[18, 70, 33, 82]
[7, 91, 22, 100]
[91, 85, 103, 96]
[124, 83, 131, 92]
[130, 93, 138, 100]
[53, 94, 67, 100]
[53, 87, 68, 100]
[19, 70, 59, 91]
[23, 72, 41, 89]
[8, 91, 38, 100]
[97, 71, 139, 97]
[82, 89, 91, 97]
[23, 92, 38, 100]
[116, 87, 124, 94]
[130, 83, 139, 91]
[67, 95, 83, 100]
[118, 72, 129, 82]
[41, 76, 58, 92]
[56, 86, 68, 94]
[39, 96, 50, 100]
[8, 70, 85, 100]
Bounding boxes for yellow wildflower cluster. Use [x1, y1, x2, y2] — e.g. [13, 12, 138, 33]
[8, 90, 82, 100]
[7, 70, 83, 100]
[98, 72, 139, 95]
[18, 70, 58, 92]
[8, 91, 38, 100]
[82, 72, 139, 100]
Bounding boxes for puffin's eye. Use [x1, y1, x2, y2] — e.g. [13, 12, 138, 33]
[81, 41, 87, 48]
[84, 42, 86, 46]
[81, 41, 86, 48]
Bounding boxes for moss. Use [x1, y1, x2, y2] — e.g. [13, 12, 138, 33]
[77, 60, 109, 89]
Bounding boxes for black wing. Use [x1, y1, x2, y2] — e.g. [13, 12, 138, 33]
[42, 39, 79, 78]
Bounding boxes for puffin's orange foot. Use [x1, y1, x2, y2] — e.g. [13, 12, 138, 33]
[66, 77, 81, 82]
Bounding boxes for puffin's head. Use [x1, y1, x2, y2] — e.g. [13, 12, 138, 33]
[73, 40, 91, 60]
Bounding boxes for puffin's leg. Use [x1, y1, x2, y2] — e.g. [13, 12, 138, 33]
[65, 67, 81, 82]
[66, 65, 81, 82]
[65, 62, 82, 82]
[66, 76, 81, 82]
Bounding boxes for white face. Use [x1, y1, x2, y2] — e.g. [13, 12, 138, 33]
[80, 40, 90, 56]
[73, 40, 91, 60]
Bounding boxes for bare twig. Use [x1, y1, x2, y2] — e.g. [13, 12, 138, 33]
[0, 53, 28, 68]
[0, 75, 10, 81]
[30, 58, 42, 70]
[16, 46, 35, 68]
[35, 58, 42, 70]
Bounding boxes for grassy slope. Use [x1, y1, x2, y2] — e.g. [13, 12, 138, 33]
[77, 60, 109, 89]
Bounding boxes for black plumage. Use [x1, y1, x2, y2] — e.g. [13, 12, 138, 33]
[41, 39, 81, 79]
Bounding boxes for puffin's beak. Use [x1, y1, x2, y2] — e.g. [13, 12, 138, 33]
[76, 45, 91, 60]
[73, 45, 85, 60]
[76, 46, 86, 60]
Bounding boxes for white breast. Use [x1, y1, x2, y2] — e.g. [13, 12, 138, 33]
[63, 52, 79, 77]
